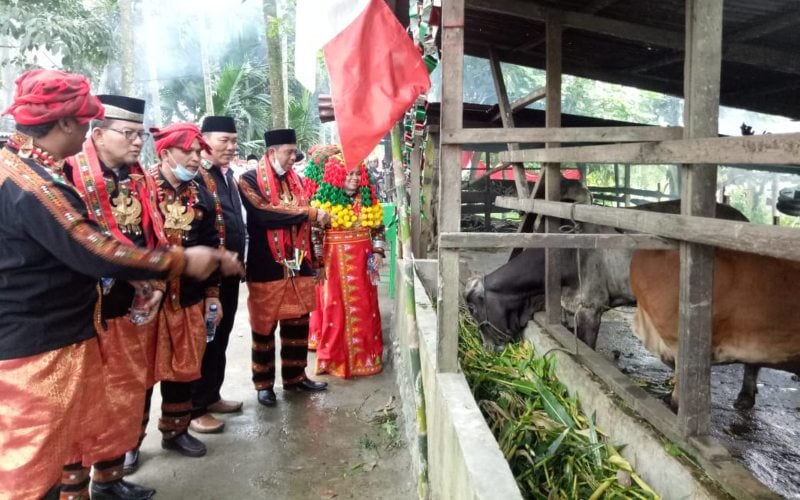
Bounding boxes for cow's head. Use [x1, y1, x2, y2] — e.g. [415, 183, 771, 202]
[464, 275, 544, 351]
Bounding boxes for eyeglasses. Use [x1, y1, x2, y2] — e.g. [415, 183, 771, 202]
[105, 127, 151, 141]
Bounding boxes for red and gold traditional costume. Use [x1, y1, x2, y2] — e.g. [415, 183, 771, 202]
[239, 129, 321, 391]
[0, 70, 185, 499]
[65, 96, 170, 484]
[149, 124, 220, 445]
[304, 145, 385, 378]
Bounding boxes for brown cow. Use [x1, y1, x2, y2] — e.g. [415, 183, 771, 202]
[630, 248, 800, 409]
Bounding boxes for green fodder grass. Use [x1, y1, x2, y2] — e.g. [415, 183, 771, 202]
[458, 312, 660, 500]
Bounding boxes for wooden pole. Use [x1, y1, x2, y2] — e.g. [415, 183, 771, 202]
[624, 164, 632, 207]
[436, 0, 464, 373]
[677, 0, 723, 438]
[544, 17, 563, 325]
[411, 136, 422, 257]
[488, 49, 529, 198]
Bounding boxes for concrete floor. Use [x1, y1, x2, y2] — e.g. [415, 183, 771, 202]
[130, 285, 416, 500]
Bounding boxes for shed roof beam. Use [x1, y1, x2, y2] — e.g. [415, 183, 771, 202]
[470, 0, 800, 76]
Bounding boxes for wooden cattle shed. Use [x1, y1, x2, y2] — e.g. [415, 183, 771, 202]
[431, 0, 800, 497]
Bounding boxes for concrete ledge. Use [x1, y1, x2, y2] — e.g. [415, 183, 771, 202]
[392, 259, 522, 499]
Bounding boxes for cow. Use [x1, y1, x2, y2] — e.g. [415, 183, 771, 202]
[631, 248, 800, 410]
[463, 200, 762, 408]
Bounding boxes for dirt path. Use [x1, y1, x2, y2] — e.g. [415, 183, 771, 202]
[131, 285, 415, 499]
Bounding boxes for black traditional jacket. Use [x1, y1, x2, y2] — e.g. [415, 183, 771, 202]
[0, 139, 183, 360]
[197, 162, 246, 259]
[238, 169, 315, 283]
[153, 169, 220, 309]
[65, 161, 153, 320]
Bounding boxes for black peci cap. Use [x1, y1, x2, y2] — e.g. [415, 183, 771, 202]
[295, 151, 305, 163]
[264, 128, 296, 147]
[201, 116, 237, 133]
[246, 154, 259, 161]
[97, 94, 145, 123]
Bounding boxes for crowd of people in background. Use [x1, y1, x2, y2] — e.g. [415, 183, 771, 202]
[0, 68, 388, 499]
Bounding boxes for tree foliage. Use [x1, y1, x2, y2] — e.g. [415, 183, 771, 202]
[0, 0, 116, 76]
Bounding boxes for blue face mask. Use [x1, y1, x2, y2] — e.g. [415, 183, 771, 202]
[173, 163, 198, 182]
[168, 152, 198, 182]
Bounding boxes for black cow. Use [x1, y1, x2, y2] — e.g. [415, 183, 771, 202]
[464, 200, 763, 409]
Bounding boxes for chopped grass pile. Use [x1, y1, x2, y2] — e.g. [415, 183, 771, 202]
[458, 312, 660, 499]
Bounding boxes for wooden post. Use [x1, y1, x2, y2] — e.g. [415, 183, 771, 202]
[624, 164, 632, 207]
[488, 49, 530, 199]
[419, 137, 435, 258]
[677, 0, 722, 437]
[614, 163, 621, 207]
[484, 151, 491, 231]
[436, 0, 464, 373]
[544, 17, 563, 325]
[411, 136, 422, 257]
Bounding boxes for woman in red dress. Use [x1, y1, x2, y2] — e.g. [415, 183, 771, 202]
[305, 145, 385, 378]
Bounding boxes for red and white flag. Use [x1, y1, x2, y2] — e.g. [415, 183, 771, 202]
[295, 0, 431, 169]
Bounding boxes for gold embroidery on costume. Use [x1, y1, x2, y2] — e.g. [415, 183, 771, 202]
[160, 200, 195, 233]
[279, 184, 297, 207]
[110, 186, 143, 235]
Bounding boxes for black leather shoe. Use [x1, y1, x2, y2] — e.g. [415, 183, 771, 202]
[123, 448, 139, 475]
[42, 485, 60, 500]
[284, 379, 328, 392]
[90, 479, 156, 500]
[257, 389, 277, 406]
[161, 432, 207, 457]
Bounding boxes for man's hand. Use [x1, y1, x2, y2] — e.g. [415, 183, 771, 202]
[139, 290, 163, 325]
[205, 297, 223, 326]
[218, 250, 245, 277]
[316, 208, 331, 226]
[129, 281, 163, 325]
[313, 266, 326, 284]
[183, 246, 220, 280]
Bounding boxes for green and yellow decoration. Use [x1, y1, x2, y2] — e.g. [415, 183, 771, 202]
[304, 144, 384, 230]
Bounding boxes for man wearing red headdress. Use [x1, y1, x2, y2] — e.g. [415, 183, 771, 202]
[0, 70, 230, 499]
[239, 128, 330, 407]
[63, 95, 164, 499]
[148, 123, 223, 459]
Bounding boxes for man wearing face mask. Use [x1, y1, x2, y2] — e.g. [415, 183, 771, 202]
[64, 95, 163, 499]
[148, 123, 223, 458]
[188, 116, 246, 434]
[238, 128, 330, 407]
[0, 69, 231, 500]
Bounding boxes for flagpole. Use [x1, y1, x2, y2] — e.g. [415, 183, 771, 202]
[391, 123, 429, 499]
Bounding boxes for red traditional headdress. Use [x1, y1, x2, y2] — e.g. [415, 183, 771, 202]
[151, 123, 211, 155]
[2, 68, 105, 125]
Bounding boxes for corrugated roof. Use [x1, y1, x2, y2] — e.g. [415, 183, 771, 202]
[461, 0, 800, 118]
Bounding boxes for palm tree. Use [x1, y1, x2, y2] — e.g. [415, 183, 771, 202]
[212, 62, 271, 154]
[288, 89, 320, 151]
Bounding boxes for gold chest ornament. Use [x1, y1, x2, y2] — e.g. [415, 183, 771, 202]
[160, 200, 195, 233]
[110, 180, 143, 234]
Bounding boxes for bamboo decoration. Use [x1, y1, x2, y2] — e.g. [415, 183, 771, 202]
[391, 123, 429, 499]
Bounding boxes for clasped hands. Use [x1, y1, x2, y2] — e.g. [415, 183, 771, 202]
[183, 247, 244, 281]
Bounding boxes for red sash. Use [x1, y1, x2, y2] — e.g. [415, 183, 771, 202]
[255, 158, 311, 270]
[69, 138, 168, 248]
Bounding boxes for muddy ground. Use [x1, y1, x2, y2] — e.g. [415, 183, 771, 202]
[461, 248, 800, 499]
[130, 285, 415, 500]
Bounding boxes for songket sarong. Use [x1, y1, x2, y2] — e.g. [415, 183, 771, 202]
[154, 302, 206, 383]
[84, 317, 154, 465]
[0, 338, 108, 499]
[311, 228, 383, 378]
